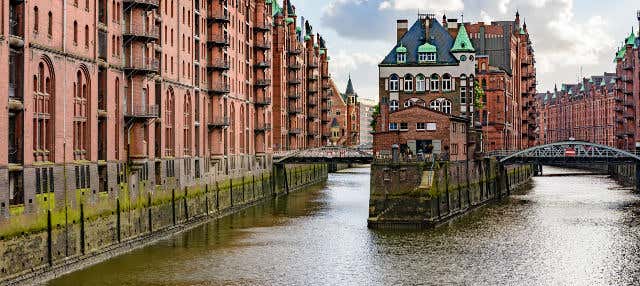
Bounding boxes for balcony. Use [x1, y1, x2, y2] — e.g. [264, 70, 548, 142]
[307, 130, 319, 137]
[255, 40, 272, 50]
[308, 88, 318, 94]
[624, 112, 635, 119]
[322, 83, 332, 90]
[308, 60, 319, 68]
[208, 83, 230, 95]
[254, 22, 271, 32]
[288, 78, 301, 85]
[288, 93, 300, 100]
[124, 57, 159, 74]
[255, 60, 271, 69]
[122, 0, 159, 8]
[208, 59, 230, 71]
[124, 105, 159, 120]
[288, 63, 302, 70]
[208, 116, 230, 129]
[207, 34, 229, 47]
[623, 63, 633, 70]
[288, 128, 302, 135]
[255, 96, 271, 106]
[207, 9, 230, 23]
[255, 79, 271, 87]
[288, 107, 303, 114]
[254, 123, 272, 132]
[288, 47, 303, 55]
[123, 26, 159, 41]
[624, 101, 635, 107]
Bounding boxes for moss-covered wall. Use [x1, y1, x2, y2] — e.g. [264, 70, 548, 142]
[0, 164, 328, 284]
[368, 159, 532, 229]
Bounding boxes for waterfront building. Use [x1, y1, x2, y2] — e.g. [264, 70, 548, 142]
[613, 14, 640, 150]
[537, 74, 618, 147]
[359, 97, 377, 148]
[1, 0, 349, 219]
[465, 12, 538, 151]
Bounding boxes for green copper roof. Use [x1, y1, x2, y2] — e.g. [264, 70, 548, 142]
[600, 79, 606, 86]
[296, 26, 302, 32]
[615, 48, 626, 61]
[610, 78, 616, 84]
[519, 26, 525, 35]
[580, 85, 585, 92]
[588, 78, 594, 83]
[271, 0, 282, 17]
[304, 35, 311, 41]
[396, 44, 407, 53]
[626, 30, 637, 46]
[418, 42, 437, 53]
[319, 50, 325, 55]
[568, 89, 573, 95]
[285, 17, 294, 24]
[451, 24, 475, 53]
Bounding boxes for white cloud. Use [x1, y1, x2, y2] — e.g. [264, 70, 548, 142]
[497, 0, 511, 14]
[480, 10, 494, 23]
[378, 0, 464, 12]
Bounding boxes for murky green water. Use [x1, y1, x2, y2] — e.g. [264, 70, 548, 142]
[48, 166, 640, 285]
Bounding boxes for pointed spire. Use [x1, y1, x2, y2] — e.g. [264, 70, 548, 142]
[345, 74, 355, 94]
[451, 24, 475, 53]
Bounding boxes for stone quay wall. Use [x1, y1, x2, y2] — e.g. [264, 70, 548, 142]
[0, 164, 328, 285]
[368, 159, 532, 229]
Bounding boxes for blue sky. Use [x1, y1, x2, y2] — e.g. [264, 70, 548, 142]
[291, 0, 639, 101]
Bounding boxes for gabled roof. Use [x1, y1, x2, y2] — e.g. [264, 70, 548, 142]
[626, 29, 636, 46]
[381, 19, 457, 65]
[450, 24, 475, 53]
[270, 0, 282, 17]
[345, 75, 355, 94]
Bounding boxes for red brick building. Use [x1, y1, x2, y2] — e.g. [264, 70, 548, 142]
[1, 0, 352, 218]
[537, 74, 617, 147]
[613, 18, 640, 150]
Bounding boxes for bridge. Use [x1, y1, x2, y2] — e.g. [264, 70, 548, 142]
[273, 146, 373, 164]
[486, 141, 640, 191]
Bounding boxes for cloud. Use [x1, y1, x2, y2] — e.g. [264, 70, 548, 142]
[378, 0, 464, 12]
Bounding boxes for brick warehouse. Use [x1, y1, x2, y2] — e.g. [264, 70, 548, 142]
[1, 0, 359, 220]
[373, 12, 536, 158]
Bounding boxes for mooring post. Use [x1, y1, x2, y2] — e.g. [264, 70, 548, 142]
[636, 161, 640, 193]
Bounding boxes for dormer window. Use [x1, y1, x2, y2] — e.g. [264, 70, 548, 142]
[427, 52, 436, 62]
[397, 52, 406, 63]
[418, 42, 437, 63]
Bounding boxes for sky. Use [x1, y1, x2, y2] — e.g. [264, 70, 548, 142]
[290, 0, 640, 102]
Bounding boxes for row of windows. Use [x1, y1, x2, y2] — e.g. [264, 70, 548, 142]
[389, 73, 472, 92]
[389, 98, 453, 114]
[388, 122, 437, 131]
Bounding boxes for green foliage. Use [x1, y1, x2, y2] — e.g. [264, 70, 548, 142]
[474, 80, 485, 110]
[370, 104, 380, 131]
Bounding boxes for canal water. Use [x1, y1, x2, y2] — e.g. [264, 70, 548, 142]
[48, 166, 640, 285]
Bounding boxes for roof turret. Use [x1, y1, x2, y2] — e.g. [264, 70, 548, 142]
[451, 24, 475, 53]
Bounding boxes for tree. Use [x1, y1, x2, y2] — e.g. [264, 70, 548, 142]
[474, 79, 485, 110]
[370, 104, 380, 133]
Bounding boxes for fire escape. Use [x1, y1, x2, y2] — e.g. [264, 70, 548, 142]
[122, 0, 160, 163]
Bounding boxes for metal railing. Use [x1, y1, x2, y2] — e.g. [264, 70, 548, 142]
[123, 26, 159, 39]
[123, 0, 159, 5]
[124, 104, 159, 118]
[124, 57, 159, 71]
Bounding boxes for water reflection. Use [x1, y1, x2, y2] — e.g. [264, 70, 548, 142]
[48, 166, 640, 285]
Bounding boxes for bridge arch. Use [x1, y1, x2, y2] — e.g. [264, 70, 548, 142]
[498, 141, 640, 165]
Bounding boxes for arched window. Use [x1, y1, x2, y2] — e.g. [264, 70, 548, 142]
[389, 100, 399, 112]
[34, 7, 39, 32]
[389, 74, 399, 91]
[73, 21, 78, 44]
[183, 93, 192, 156]
[165, 89, 175, 156]
[33, 59, 55, 162]
[429, 98, 452, 114]
[404, 74, 413, 91]
[73, 68, 89, 160]
[416, 74, 426, 92]
[430, 74, 439, 91]
[47, 11, 52, 36]
[442, 74, 452, 91]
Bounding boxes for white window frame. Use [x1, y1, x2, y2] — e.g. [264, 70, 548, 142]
[404, 75, 413, 91]
[389, 122, 398, 131]
[400, 122, 408, 131]
[416, 122, 426, 131]
[418, 53, 427, 63]
[430, 75, 439, 91]
[442, 74, 452, 91]
[427, 53, 436, 62]
[460, 86, 467, 104]
[416, 75, 426, 92]
[389, 100, 399, 112]
[389, 75, 399, 91]
[397, 53, 406, 63]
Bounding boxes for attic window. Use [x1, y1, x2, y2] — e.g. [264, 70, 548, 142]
[418, 52, 436, 63]
[397, 53, 406, 63]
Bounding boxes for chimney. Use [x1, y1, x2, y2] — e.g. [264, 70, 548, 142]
[397, 20, 408, 43]
[421, 17, 430, 42]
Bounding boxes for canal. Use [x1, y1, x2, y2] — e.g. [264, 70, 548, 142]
[48, 166, 640, 285]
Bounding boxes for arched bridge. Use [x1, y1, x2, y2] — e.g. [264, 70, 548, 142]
[487, 141, 640, 165]
[273, 147, 373, 164]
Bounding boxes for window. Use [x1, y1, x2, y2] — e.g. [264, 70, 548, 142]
[389, 100, 399, 112]
[47, 12, 52, 36]
[397, 53, 406, 63]
[461, 87, 467, 104]
[165, 90, 175, 156]
[418, 53, 427, 62]
[389, 74, 399, 91]
[460, 55, 467, 61]
[416, 75, 426, 92]
[404, 74, 413, 91]
[389, 123, 398, 131]
[427, 123, 437, 131]
[400, 123, 408, 131]
[73, 69, 89, 160]
[430, 74, 439, 91]
[427, 53, 436, 62]
[34, 7, 39, 33]
[73, 21, 78, 44]
[417, 123, 426, 130]
[404, 100, 412, 107]
[442, 74, 452, 91]
[430, 98, 452, 114]
[451, 144, 458, 155]
[33, 60, 55, 162]
[183, 93, 192, 156]
[84, 25, 89, 48]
